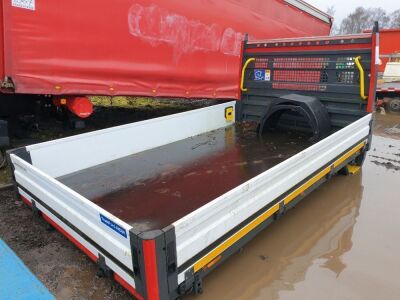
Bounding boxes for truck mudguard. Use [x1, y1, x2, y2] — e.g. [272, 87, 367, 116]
[258, 93, 331, 141]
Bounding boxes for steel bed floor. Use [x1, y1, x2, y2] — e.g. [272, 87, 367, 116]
[58, 125, 312, 232]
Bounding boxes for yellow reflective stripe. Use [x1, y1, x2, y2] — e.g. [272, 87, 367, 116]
[193, 203, 280, 272]
[193, 141, 366, 272]
[285, 141, 366, 205]
[333, 141, 366, 168]
[284, 166, 331, 205]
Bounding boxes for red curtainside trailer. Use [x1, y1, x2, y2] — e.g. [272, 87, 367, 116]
[1, 0, 331, 100]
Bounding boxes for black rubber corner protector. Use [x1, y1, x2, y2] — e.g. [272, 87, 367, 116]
[129, 226, 179, 300]
[7, 147, 32, 164]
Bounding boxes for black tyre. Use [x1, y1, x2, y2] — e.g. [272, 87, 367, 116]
[387, 98, 400, 113]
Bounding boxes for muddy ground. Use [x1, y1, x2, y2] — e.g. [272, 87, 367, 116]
[1, 109, 400, 300]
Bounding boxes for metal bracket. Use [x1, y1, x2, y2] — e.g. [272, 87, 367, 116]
[346, 165, 361, 175]
[193, 273, 203, 295]
[180, 268, 195, 295]
[97, 254, 113, 278]
[31, 200, 40, 216]
[131, 245, 141, 277]
[180, 267, 203, 295]
[275, 201, 286, 220]
[327, 165, 335, 180]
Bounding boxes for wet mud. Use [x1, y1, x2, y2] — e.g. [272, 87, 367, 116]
[1, 113, 400, 299]
[59, 125, 311, 231]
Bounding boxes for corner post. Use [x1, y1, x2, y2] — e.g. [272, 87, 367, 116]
[130, 227, 178, 300]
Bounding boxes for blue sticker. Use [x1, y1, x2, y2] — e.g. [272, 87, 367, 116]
[254, 69, 265, 81]
[100, 214, 127, 238]
[254, 69, 271, 81]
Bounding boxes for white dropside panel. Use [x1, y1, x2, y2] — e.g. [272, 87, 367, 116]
[10, 155, 134, 270]
[17, 188, 136, 289]
[173, 114, 372, 275]
[26, 101, 236, 177]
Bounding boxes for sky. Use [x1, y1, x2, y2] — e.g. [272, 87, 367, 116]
[307, 0, 399, 25]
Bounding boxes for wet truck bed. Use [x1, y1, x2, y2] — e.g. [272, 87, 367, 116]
[58, 125, 312, 232]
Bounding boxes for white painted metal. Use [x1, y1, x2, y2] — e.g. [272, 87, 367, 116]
[11, 155, 134, 270]
[9, 103, 371, 287]
[26, 101, 236, 178]
[173, 113, 372, 283]
[383, 62, 400, 82]
[17, 189, 136, 289]
[284, 0, 331, 24]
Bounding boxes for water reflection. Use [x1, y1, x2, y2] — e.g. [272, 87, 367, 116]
[59, 125, 311, 230]
[186, 173, 364, 300]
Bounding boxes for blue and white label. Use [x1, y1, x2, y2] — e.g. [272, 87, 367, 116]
[254, 69, 271, 81]
[100, 214, 127, 238]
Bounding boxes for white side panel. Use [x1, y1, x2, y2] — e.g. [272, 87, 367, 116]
[11, 155, 133, 270]
[173, 114, 372, 274]
[26, 102, 236, 178]
[18, 189, 136, 289]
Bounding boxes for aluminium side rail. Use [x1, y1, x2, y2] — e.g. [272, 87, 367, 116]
[7, 29, 379, 300]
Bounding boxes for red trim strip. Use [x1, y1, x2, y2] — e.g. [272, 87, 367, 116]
[41, 212, 98, 262]
[20, 195, 32, 208]
[245, 43, 372, 53]
[143, 240, 160, 300]
[248, 33, 371, 44]
[19, 194, 143, 300]
[367, 32, 378, 112]
[114, 273, 144, 300]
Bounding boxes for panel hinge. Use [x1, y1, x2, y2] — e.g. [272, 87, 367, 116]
[31, 199, 40, 216]
[193, 273, 203, 295]
[97, 254, 113, 278]
[275, 201, 286, 220]
[180, 268, 203, 295]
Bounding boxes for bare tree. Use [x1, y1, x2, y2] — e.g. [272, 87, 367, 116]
[339, 7, 390, 34]
[326, 5, 336, 17]
[326, 6, 339, 35]
[368, 8, 391, 28]
[390, 10, 400, 28]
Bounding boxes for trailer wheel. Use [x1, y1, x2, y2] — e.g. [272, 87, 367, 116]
[387, 98, 400, 113]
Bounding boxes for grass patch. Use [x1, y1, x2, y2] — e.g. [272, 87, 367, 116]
[90, 96, 190, 110]
[0, 166, 12, 185]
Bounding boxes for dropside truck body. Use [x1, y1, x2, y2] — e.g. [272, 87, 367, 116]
[8, 31, 378, 300]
